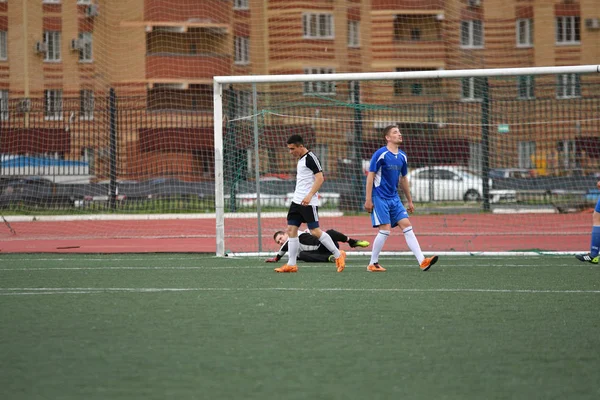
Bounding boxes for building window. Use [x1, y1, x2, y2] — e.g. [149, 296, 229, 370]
[460, 20, 483, 48]
[44, 31, 61, 62]
[77, 0, 92, 4]
[43, 0, 61, 3]
[516, 18, 533, 47]
[233, 0, 248, 10]
[517, 76, 535, 99]
[234, 90, 252, 118]
[78, 32, 93, 62]
[0, 90, 8, 121]
[348, 20, 360, 47]
[518, 141, 536, 169]
[461, 77, 485, 101]
[80, 89, 94, 120]
[234, 36, 249, 64]
[348, 81, 362, 103]
[556, 74, 581, 99]
[45, 89, 63, 120]
[303, 13, 334, 39]
[303, 67, 335, 95]
[0, 31, 7, 60]
[556, 16, 580, 44]
[394, 68, 441, 97]
[410, 28, 421, 41]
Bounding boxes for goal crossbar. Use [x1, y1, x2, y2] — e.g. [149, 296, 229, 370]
[214, 65, 600, 85]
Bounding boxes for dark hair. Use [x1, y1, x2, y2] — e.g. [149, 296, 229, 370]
[382, 125, 398, 139]
[287, 135, 304, 146]
[273, 230, 285, 241]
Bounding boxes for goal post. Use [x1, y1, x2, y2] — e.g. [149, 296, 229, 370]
[214, 65, 600, 257]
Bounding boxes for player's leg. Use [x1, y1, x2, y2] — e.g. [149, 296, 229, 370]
[393, 198, 438, 271]
[325, 229, 345, 246]
[298, 251, 332, 263]
[326, 229, 369, 248]
[305, 205, 346, 271]
[592, 207, 600, 260]
[367, 197, 390, 272]
[576, 200, 600, 264]
[312, 226, 345, 272]
[275, 203, 302, 272]
[310, 228, 341, 259]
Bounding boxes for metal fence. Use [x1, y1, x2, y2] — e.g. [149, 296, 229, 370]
[1, 84, 599, 212]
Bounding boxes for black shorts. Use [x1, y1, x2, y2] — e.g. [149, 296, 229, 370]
[287, 202, 320, 229]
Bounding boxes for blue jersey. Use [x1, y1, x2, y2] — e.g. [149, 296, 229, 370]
[368, 146, 408, 200]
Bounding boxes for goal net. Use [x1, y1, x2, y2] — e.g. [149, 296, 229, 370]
[215, 65, 600, 256]
[0, 1, 598, 255]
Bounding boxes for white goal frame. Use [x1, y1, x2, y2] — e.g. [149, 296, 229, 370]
[213, 65, 600, 257]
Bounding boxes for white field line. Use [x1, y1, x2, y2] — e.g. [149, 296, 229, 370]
[0, 263, 585, 271]
[225, 251, 587, 257]
[1, 287, 600, 296]
[0, 251, 587, 263]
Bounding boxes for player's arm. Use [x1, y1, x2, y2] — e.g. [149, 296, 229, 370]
[399, 175, 414, 213]
[302, 171, 324, 205]
[265, 242, 287, 262]
[364, 171, 375, 213]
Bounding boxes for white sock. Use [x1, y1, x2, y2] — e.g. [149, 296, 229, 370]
[369, 230, 390, 265]
[287, 237, 299, 265]
[403, 226, 424, 264]
[318, 232, 341, 258]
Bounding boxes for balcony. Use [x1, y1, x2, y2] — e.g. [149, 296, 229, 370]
[146, 53, 231, 82]
[392, 41, 445, 66]
[144, 0, 231, 25]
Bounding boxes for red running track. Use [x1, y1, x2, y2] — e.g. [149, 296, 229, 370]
[0, 212, 591, 253]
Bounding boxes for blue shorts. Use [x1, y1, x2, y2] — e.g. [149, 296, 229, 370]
[595, 198, 600, 213]
[371, 196, 409, 228]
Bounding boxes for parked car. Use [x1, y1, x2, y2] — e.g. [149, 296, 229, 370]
[488, 168, 534, 179]
[406, 166, 491, 202]
[0, 177, 73, 208]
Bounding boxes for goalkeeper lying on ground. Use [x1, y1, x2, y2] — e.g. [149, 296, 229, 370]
[266, 229, 370, 263]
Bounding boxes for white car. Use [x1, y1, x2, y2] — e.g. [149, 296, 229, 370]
[406, 166, 491, 202]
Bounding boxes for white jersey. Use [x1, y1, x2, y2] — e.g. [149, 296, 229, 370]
[292, 151, 323, 206]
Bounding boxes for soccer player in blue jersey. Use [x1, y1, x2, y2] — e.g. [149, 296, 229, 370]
[575, 180, 600, 264]
[274, 134, 347, 273]
[363, 125, 438, 272]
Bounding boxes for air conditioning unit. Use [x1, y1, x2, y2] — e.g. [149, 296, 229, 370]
[35, 41, 48, 54]
[71, 39, 84, 51]
[585, 18, 600, 30]
[468, 0, 481, 6]
[18, 99, 31, 113]
[85, 4, 99, 17]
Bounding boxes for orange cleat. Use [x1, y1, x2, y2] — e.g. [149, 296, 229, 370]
[420, 256, 438, 271]
[274, 264, 298, 273]
[366, 263, 386, 272]
[335, 250, 346, 272]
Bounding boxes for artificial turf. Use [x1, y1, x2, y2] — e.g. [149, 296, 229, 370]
[0, 254, 598, 400]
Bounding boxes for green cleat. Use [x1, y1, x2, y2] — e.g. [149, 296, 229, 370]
[349, 239, 370, 248]
[575, 253, 599, 264]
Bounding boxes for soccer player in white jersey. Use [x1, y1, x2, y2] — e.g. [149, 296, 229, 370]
[274, 134, 347, 273]
[363, 125, 438, 272]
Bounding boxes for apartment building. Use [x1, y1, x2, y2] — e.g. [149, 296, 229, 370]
[0, 0, 598, 180]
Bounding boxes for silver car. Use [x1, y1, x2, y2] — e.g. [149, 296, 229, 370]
[406, 166, 490, 202]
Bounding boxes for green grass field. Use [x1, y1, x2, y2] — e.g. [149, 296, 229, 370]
[1, 254, 599, 400]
